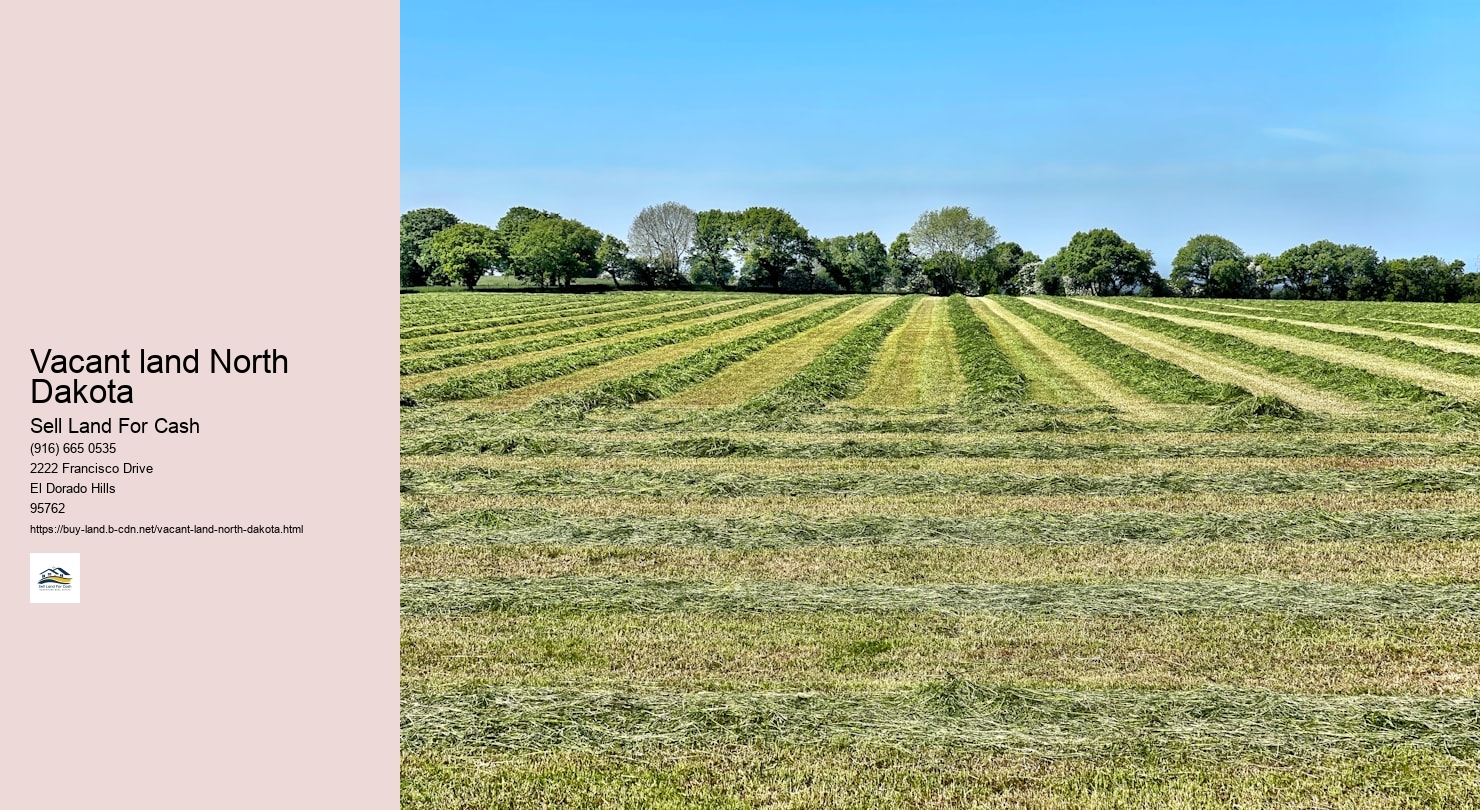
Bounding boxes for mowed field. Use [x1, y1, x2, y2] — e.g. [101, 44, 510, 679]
[400, 291, 1480, 809]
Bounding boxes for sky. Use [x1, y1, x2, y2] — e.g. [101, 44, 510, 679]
[402, 0, 1479, 272]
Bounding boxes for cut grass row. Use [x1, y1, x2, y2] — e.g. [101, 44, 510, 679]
[1026, 297, 1365, 415]
[399, 294, 600, 331]
[402, 507, 1480, 549]
[971, 296, 1153, 412]
[655, 297, 899, 408]
[400, 464, 1480, 499]
[401, 296, 716, 354]
[994, 296, 1242, 404]
[739, 296, 918, 413]
[1110, 298, 1480, 382]
[523, 297, 871, 416]
[401, 576, 1480, 620]
[401, 536, 1480, 585]
[403, 490, 1480, 519]
[400, 423, 1480, 459]
[400, 294, 697, 341]
[401, 298, 817, 405]
[482, 298, 855, 411]
[1137, 299, 1480, 355]
[400, 297, 762, 376]
[1056, 297, 1455, 409]
[401, 682, 1480, 758]
[1220, 299, 1480, 330]
[401, 745, 1480, 810]
[849, 297, 967, 408]
[400, 611, 1480, 694]
[944, 294, 1025, 404]
[402, 449, 1480, 472]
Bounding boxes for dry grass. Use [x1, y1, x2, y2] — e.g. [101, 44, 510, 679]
[400, 292, 1480, 807]
[402, 490, 1480, 519]
[1021, 297, 1366, 415]
[656, 297, 893, 408]
[401, 298, 730, 359]
[402, 299, 786, 390]
[1136, 300, 1480, 357]
[399, 451, 1478, 476]
[471, 298, 847, 410]
[1377, 318, 1480, 336]
[401, 536, 1480, 585]
[849, 297, 965, 408]
[400, 611, 1480, 694]
[402, 746, 1480, 810]
[970, 298, 1103, 406]
[1081, 298, 1480, 401]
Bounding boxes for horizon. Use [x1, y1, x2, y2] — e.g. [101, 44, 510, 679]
[402, 1, 1479, 271]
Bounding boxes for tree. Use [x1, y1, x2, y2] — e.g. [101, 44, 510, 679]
[733, 207, 815, 290]
[908, 206, 998, 295]
[817, 231, 889, 293]
[510, 218, 602, 289]
[424, 223, 500, 290]
[1207, 257, 1257, 298]
[1383, 256, 1467, 302]
[1171, 235, 1245, 297]
[493, 206, 561, 273]
[690, 209, 738, 288]
[628, 202, 697, 284]
[596, 235, 633, 289]
[1036, 255, 1066, 295]
[1048, 229, 1155, 296]
[988, 242, 1040, 295]
[399, 208, 459, 286]
[887, 233, 929, 293]
[1267, 241, 1378, 299]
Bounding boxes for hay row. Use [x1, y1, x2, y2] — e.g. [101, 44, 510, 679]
[400, 576, 1480, 621]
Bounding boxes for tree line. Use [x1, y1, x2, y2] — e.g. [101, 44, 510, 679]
[401, 204, 1478, 302]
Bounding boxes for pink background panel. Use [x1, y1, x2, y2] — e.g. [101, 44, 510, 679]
[0, 2, 400, 807]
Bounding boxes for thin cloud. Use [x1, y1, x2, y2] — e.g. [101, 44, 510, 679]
[1263, 127, 1334, 144]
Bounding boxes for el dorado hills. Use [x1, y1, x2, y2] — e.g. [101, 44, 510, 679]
[29, 348, 288, 404]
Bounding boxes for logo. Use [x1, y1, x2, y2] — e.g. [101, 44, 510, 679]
[30, 552, 80, 603]
[38, 567, 73, 586]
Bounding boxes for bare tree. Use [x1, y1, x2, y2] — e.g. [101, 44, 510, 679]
[627, 201, 697, 285]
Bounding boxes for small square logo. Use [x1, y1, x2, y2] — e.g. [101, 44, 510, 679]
[31, 552, 80, 604]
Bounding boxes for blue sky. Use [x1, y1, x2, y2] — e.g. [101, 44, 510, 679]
[402, 1, 1478, 271]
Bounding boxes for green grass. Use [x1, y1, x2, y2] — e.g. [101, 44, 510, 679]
[1057, 297, 1454, 407]
[738, 296, 918, 413]
[399, 291, 1480, 807]
[995, 296, 1243, 404]
[402, 298, 814, 405]
[948, 294, 1027, 403]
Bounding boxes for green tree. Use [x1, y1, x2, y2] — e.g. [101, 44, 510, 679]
[399, 208, 459, 286]
[1384, 256, 1467, 302]
[908, 206, 998, 295]
[690, 209, 737, 288]
[425, 222, 500, 290]
[1048, 229, 1155, 296]
[733, 207, 815, 290]
[493, 206, 561, 273]
[1267, 241, 1378, 299]
[510, 218, 602, 289]
[887, 233, 929, 293]
[596, 235, 633, 289]
[817, 231, 889, 293]
[989, 242, 1041, 295]
[1037, 255, 1066, 295]
[1171, 235, 1246, 297]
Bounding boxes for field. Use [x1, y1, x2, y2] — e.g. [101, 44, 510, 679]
[400, 291, 1480, 808]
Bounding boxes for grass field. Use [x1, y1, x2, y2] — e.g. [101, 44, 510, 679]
[400, 290, 1480, 808]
